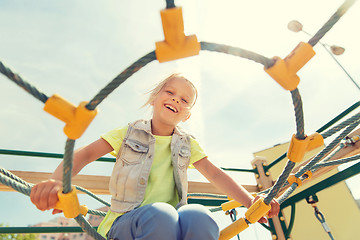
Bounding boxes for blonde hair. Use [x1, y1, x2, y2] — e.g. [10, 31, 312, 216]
[143, 73, 198, 108]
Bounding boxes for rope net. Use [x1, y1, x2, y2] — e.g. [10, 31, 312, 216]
[0, 0, 357, 239]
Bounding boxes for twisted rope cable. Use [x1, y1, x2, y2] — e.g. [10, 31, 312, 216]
[62, 139, 75, 194]
[200, 42, 275, 68]
[75, 186, 110, 207]
[0, 168, 33, 188]
[263, 89, 305, 204]
[0, 60, 48, 103]
[0, 168, 108, 220]
[294, 119, 360, 178]
[321, 111, 360, 138]
[75, 215, 105, 240]
[86, 51, 156, 111]
[87, 209, 107, 217]
[291, 89, 305, 140]
[321, 143, 345, 162]
[312, 154, 360, 171]
[264, 161, 296, 205]
[166, 0, 175, 8]
[0, 172, 31, 196]
[308, 0, 356, 47]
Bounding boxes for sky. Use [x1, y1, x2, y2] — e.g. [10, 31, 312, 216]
[0, 0, 359, 239]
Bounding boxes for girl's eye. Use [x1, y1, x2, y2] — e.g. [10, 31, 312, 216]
[166, 90, 173, 95]
[182, 99, 188, 104]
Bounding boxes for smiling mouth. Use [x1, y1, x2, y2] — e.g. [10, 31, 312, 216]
[165, 104, 178, 113]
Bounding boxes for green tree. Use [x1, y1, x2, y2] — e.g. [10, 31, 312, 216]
[0, 224, 38, 240]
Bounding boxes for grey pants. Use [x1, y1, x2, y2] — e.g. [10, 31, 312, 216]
[107, 203, 219, 240]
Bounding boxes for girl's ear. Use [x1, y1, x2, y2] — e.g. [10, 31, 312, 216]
[182, 113, 191, 122]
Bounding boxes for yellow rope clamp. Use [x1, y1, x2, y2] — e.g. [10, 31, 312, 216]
[43, 94, 98, 140]
[303, 170, 313, 179]
[264, 42, 315, 91]
[219, 218, 249, 240]
[244, 198, 271, 224]
[287, 174, 302, 187]
[287, 132, 324, 163]
[219, 198, 271, 240]
[55, 186, 88, 218]
[221, 199, 243, 212]
[155, 7, 200, 63]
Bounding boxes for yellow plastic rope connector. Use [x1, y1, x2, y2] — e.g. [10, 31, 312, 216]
[43, 94, 98, 140]
[55, 186, 88, 218]
[264, 42, 315, 91]
[219, 218, 249, 240]
[155, 7, 200, 63]
[287, 174, 302, 187]
[303, 170, 313, 179]
[287, 132, 324, 163]
[245, 198, 271, 224]
[221, 200, 243, 212]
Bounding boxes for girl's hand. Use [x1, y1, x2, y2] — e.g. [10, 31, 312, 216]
[251, 195, 280, 223]
[30, 179, 63, 214]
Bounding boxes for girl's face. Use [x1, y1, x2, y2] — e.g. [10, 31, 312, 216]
[151, 77, 196, 128]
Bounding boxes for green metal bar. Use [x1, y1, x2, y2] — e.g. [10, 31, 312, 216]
[285, 203, 296, 238]
[0, 226, 97, 234]
[220, 167, 257, 173]
[316, 100, 360, 133]
[0, 149, 115, 163]
[281, 161, 360, 209]
[188, 198, 227, 206]
[264, 153, 287, 171]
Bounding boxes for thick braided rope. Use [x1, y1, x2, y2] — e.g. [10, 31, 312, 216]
[321, 144, 345, 162]
[0, 168, 106, 219]
[321, 111, 360, 138]
[291, 89, 305, 139]
[276, 119, 360, 204]
[0, 60, 48, 103]
[0, 172, 31, 196]
[277, 153, 360, 204]
[263, 89, 305, 204]
[75, 215, 105, 240]
[200, 42, 275, 68]
[312, 154, 360, 171]
[166, 0, 175, 8]
[75, 186, 111, 207]
[87, 209, 107, 217]
[308, 0, 356, 46]
[264, 161, 296, 205]
[0, 168, 33, 188]
[62, 139, 75, 194]
[86, 51, 156, 111]
[294, 119, 360, 178]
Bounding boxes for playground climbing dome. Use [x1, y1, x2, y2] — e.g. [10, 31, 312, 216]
[0, 0, 360, 239]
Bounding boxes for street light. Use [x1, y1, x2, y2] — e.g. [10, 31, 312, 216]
[287, 20, 360, 91]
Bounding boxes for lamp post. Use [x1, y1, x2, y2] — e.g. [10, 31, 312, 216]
[288, 20, 360, 91]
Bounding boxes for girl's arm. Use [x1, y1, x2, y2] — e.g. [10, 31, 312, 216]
[193, 157, 280, 221]
[30, 138, 113, 212]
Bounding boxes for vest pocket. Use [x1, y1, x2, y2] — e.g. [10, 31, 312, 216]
[178, 146, 191, 169]
[120, 139, 149, 164]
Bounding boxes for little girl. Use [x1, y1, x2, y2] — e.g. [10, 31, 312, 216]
[30, 73, 280, 240]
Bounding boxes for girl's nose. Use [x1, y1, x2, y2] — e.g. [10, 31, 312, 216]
[172, 98, 179, 103]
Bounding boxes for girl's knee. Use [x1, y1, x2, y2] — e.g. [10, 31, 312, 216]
[178, 204, 219, 239]
[143, 202, 178, 225]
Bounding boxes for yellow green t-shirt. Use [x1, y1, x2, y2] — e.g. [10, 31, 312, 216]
[97, 126, 206, 237]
